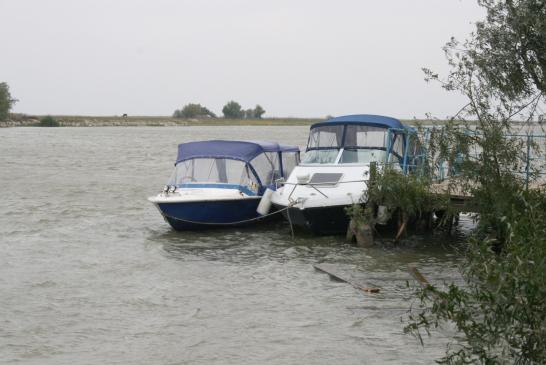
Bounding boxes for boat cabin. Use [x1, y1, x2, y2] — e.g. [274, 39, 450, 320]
[167, 140, 300, 195]
[302, 114, 423, 173]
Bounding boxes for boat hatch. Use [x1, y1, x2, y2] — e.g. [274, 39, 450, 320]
[309, 173, 343, 185]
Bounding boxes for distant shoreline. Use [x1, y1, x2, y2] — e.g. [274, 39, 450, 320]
[1, 115, 323, 127]
[1, 114, 456, 128]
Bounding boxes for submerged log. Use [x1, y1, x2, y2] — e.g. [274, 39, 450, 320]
[408, 266, 430, 287]
[313, 264, 380, 293]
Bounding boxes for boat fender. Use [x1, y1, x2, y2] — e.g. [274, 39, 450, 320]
[256, 188, 274, 215]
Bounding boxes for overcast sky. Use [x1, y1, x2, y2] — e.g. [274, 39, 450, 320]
[1, 0, 484, 119]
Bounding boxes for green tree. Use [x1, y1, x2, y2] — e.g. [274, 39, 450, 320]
[244, 109, 254, 119]
[253, 104, 265, 119]
[0, 82, 17, 121]
[406, 1, 546, 363]
[462, 0, 546, 98]
[222, 100, 244, 119]
[173, 103, 216, 118]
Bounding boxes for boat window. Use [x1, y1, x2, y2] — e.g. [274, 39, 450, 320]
[169, 158, 258, 188]
[407, 135, 425, 170]
[307, 125, 344, 149]
[281, 151, 300, 177]
[249, 152, 281, 186]
[301, 149, 339, 164]
[390, 134, 405, 160]
[339, 149, 387, 164]
[344, 125, 387, 148]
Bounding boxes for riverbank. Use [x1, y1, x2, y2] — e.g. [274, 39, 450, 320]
[1, 114, 324, 127]
[1, 114, 450, 127]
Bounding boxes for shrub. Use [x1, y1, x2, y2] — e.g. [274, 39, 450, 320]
[38, 116, 60, 127]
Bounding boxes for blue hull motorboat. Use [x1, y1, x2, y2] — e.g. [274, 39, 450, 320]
[148, 140, 300, 230]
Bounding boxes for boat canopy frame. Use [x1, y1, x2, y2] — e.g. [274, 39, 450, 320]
[304, 115, 424, 172]
[173, 140, 300, 191]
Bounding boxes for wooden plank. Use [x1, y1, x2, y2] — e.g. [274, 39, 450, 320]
[408, 266, 430, 287]
[313, 264, 380, 293]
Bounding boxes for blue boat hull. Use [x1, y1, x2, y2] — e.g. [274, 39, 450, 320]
[155, 198, 266, 230]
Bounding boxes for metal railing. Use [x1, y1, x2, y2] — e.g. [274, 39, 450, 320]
[386, 126, 546, 189]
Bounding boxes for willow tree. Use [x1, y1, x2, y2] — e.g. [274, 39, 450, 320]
[406, 1, 546, 363]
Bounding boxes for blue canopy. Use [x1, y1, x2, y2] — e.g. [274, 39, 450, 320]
[311, 114, 406, 130]
[176, 140, 299, 165]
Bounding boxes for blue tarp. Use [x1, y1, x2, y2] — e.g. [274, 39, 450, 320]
[311, 114, 406, 130]
[176, 140, 299, 165]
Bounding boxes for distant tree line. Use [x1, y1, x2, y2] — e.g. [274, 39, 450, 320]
[173, 101, 265, 119]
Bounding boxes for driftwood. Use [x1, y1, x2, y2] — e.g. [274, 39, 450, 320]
[313, 264, 380, 293]
[408, 266, 430, 287]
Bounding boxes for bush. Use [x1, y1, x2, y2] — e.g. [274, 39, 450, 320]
[38, 116, 60, 127]
[173, 103, 216, 118]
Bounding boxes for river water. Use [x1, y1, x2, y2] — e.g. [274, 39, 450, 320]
[0, 126, 468, 364]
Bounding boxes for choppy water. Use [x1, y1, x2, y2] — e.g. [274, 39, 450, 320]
[0, 126, 468, 364]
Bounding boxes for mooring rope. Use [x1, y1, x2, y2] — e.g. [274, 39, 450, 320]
[161, 202, 297, 226]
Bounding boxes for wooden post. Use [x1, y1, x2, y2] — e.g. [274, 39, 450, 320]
[394, 211, 408, 242]
[346, 219, 356, 242]
[347, 218, 374, 247]
[354, 220, 374, 247]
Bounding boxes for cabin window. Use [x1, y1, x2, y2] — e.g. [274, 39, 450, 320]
[249, 152, 281, 186]
[281, 152, 300, 178]
[307, 125, 344, 149]
[390, 135, 405, 160]
[170, 158, 257, 187]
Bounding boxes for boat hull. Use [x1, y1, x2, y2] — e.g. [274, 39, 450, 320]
[154, 198, 265, 230]
[279, 204, 350, 235]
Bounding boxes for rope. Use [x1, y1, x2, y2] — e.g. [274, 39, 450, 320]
[161, 202, 296, 226]
[286, 204, 295, 240]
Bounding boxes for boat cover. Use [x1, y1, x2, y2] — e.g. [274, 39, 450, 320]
[176, 140, 299, 165]
[311, 114, 406, 130]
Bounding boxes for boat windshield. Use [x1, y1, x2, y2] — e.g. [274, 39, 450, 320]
[168, 158, 259, 189]
[307, 125, 344, 149]
[339, 125, 390, 164]
[339, 149, 387, 164]
[344, 125, 388, 148]
[304, 124, 392, 164]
